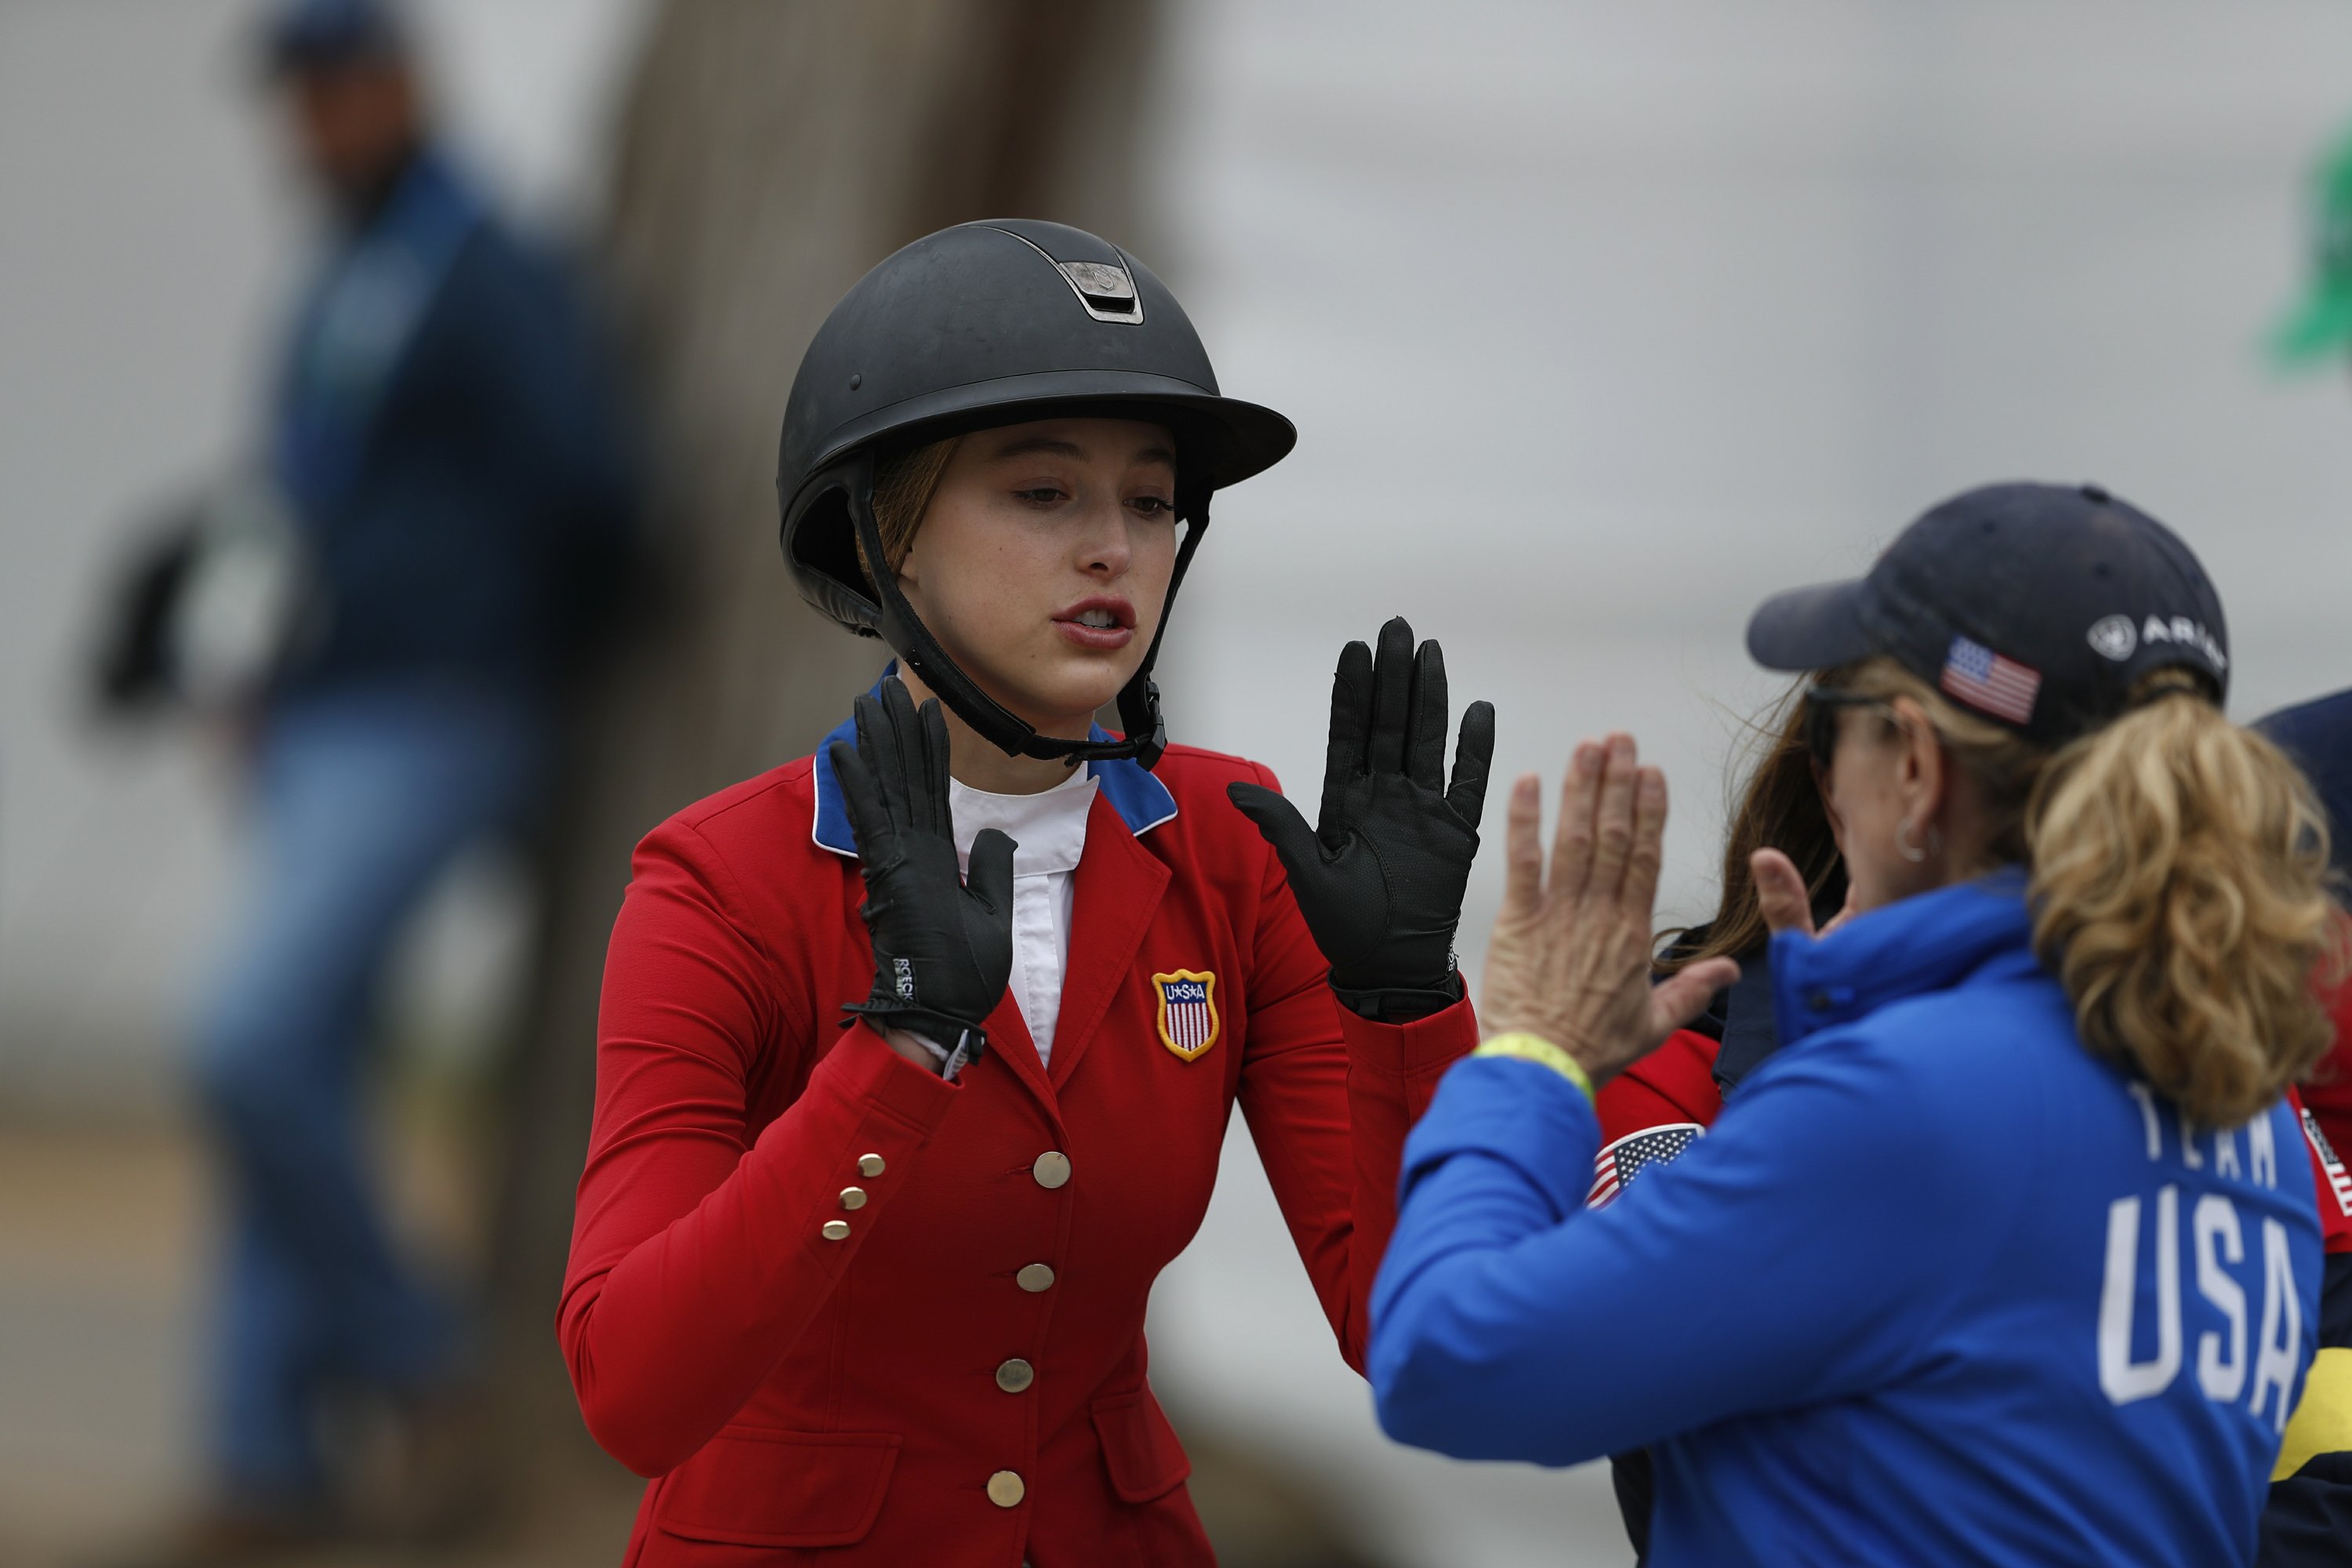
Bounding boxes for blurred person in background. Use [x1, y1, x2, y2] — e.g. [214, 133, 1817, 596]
[1369, 485, 2331, 1565]
[100, 1, 637, 1560]
[560, 220, 1488, 1566]
[1592, 679, 2352, 1563]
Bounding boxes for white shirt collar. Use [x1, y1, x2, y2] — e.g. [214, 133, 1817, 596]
[949, 763, 1098, 877]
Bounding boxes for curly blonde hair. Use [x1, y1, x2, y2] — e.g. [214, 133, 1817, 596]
[1838, 659, 2342, 1127]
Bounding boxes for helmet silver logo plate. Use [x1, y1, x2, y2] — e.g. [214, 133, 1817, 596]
[1056, 261, 1144, 325]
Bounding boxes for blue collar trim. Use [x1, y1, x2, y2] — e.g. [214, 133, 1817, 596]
[811, 677, 1178, 858]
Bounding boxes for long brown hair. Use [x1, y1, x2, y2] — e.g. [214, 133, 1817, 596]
[1657, 682, 1848, 971]
[1837, 659, 2342, 1127]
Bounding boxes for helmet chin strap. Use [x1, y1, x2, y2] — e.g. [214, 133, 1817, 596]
[845, 463, 1206, 771]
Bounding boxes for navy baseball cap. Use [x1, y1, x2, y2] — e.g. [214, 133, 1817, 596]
[1747, 482, 2228, 746]
[260, 0, 407, 74]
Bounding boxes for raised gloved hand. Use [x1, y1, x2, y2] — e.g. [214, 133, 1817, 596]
[1228, 617, 1494, 1021]
[829, 681, 1016, 1066]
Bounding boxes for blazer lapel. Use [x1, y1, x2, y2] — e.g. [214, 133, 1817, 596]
[1047, 796, 1172, 1091]
[977, 985, 1055, 1115]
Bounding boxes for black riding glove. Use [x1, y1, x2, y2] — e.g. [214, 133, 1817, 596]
[1227, 616, 1494, 1022]
[829, 681, 1016, 1065]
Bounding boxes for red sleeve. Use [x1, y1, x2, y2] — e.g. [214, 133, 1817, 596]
[1595, 1029, 1726, 1144]
[557, 819, 960, 1477]
[2288, 1085, 2352, 1256]
[1232, 764, 1477, 1374]
[2300, 953, 2352, 1161]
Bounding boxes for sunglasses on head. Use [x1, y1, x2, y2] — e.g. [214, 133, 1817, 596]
[1802, 685, 1894, 769]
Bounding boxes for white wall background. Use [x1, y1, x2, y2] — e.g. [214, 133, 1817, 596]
[1144, 4, 2352, 1563]
[6, 2, 2352, 1563]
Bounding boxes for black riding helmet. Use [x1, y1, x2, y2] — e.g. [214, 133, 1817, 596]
[778, 220, 1295, 769]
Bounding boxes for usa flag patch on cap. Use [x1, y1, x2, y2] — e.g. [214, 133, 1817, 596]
[1588, 1123, 1703, 1208]
[1940, 635, 2041, 725]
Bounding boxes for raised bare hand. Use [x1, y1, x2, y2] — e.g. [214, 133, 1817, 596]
[1478, 735, 1740, 1087]
[1750, 848, 1858, 941]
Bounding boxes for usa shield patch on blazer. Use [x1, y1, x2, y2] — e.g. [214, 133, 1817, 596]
[1153, 970, 1219, 1062]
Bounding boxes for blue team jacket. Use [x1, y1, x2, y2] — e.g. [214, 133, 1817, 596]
[1370, 875, 2322, 1566]
[272, 151, 634, 698]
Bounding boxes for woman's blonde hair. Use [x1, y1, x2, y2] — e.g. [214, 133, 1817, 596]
[1836, 657, 2343, 1126]
[855, 437, 960, 588]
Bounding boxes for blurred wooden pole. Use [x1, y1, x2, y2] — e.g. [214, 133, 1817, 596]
[481, 0, 1160, 1494]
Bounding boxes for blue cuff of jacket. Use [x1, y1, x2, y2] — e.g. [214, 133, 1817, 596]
[1399, 1055, 1603, 1224]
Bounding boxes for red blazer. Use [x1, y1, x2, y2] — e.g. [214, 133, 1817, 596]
[561, 732, 1475, 1566]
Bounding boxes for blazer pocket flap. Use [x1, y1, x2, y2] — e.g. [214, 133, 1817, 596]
[1091, 1390, 1191, 1504]
[655, 1427, 902, 1548]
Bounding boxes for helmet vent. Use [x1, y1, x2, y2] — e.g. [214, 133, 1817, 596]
[1057, 260, 1144, 325]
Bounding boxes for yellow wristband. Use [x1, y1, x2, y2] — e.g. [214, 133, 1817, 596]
[1473, 1033, 1595, 1102]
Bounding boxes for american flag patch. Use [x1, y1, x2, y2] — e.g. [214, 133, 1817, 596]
[1588, 1123, 1704, 1208]
[2303, 1107, 2352, 1219]
[1940, 636, 2041, 725]
[1153, 970, 1220, 1062]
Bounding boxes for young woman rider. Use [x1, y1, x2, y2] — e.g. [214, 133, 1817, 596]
[1369, 482, 2335, 1565]
[558, 220, 1494, 1566]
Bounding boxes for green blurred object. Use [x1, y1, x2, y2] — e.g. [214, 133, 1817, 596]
[2273, 127, 2352, 365]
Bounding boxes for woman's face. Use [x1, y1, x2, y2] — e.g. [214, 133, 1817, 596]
[897, 417, 1179, 736]
[1812, 694, 1948, 916]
